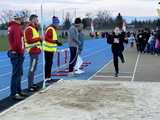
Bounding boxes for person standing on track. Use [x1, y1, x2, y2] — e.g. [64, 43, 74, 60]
[74, 21, 85, 74]
[24, 14, 42, 92]
[44, 16, 62, 82]
[68, 18, 81, 75]
[7, 12, 29, 100]
[107, 27, 128, 77]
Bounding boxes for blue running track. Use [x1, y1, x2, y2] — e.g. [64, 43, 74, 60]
[0, 38, 113, 100]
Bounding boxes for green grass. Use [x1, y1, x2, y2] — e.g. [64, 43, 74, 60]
[0, 34, 93, 52]
[0, 36, 8, 51]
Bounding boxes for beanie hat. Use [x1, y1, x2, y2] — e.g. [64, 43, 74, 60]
[74, 17, 82, 25]
[52, 16, 60, 25]
[29, 14, 38, 21]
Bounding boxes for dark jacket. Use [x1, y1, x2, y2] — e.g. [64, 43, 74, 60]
[107, 32, 127, 53]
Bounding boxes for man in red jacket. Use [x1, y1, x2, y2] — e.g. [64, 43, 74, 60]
[24, 14, 42, 92]
[7, 13, 28, 100]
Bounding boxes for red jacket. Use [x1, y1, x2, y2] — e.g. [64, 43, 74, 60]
[45, 25, 57, 43]
[24, 23, 41, 54]
[7, 21, 24, 55]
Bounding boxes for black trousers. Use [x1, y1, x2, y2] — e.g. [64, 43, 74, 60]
[139, 41, 146, 53]
[45, 51, 54, 79]
[113, 51, 124, 74]
[69, 47, 78, 72]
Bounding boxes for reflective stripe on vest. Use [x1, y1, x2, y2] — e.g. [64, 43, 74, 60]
[24, 26, 42, 52]
[43, 27, 57, 52]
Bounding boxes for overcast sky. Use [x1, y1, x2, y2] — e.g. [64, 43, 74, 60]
[0, 0, 159, 21]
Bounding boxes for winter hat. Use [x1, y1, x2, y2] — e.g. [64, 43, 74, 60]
[29, 14, 38, 21]
[74, 17, 82, 25]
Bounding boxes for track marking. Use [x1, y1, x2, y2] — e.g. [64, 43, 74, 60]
[131, 53, 140, 82]
[95, 75, 132, 79]
[88, 60, 113, 80]
[0, 87, 10, 93]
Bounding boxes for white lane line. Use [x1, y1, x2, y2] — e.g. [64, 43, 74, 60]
[0, 54, 29, 62]
[0, 87, 10, 93]
[95, 75, 132, 79]
[0, 47, 97, 71]
[0, 62, 43, 77]
[88, 59, 113, 80]
[131, 53, 140, 82]
[83, 48, 107, 58]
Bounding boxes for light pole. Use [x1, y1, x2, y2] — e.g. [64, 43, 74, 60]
[41, 0, 46, 89]
[157, 2, 160, 16]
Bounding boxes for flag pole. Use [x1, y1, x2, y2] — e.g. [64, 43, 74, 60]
[41, 0, 46, 89]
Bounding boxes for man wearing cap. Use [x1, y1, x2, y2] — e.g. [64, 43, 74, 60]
[24, 14, 42, 92]
[68, 18, 82, 75]
[7, 13, 28, 100]
[44, 16, 62, 82]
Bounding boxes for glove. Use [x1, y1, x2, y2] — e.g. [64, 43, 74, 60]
[56, 41, 63, 46]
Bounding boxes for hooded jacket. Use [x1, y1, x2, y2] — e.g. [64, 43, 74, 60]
[7, 21, 24, 55]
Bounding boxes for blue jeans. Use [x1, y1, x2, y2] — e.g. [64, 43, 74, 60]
[28, 54, 39, 89]
[8, 51, 24, 96]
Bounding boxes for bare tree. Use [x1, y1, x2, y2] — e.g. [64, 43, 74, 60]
[0, 10, 14, 24]
[20, 9, 30, 22]
[63, 12, 72, 29]
[94, 10, 113, 29]
[0, 9, 30, 24]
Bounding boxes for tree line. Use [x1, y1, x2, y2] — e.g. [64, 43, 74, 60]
[0, 9, 160, 30]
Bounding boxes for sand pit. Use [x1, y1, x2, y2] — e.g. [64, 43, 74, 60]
[0, 80, 160, 120]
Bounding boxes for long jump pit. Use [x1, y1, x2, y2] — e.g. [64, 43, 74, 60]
[0, 80, 160, 120]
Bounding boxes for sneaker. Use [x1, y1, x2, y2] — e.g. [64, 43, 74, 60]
[114, 73, 118, 77]
[28, 87, 37, 92]
[11, 93, 25, 100]
[46, 79, 59, 84]
[75, 69, 84, 74]
[121, 59, 125, 64]
[19, 92, 29, 97]
[68, 72, 74, 76]
[32, 84, 40, 90]
[50, 79, 60, 83]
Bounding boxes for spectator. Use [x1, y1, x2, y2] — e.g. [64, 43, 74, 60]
[68, 18, 81, 75]
[7, 12, 28, 100]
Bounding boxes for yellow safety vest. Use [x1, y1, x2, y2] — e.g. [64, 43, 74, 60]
[24, 26, 42, 52]
[43, 27, 57, 52]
